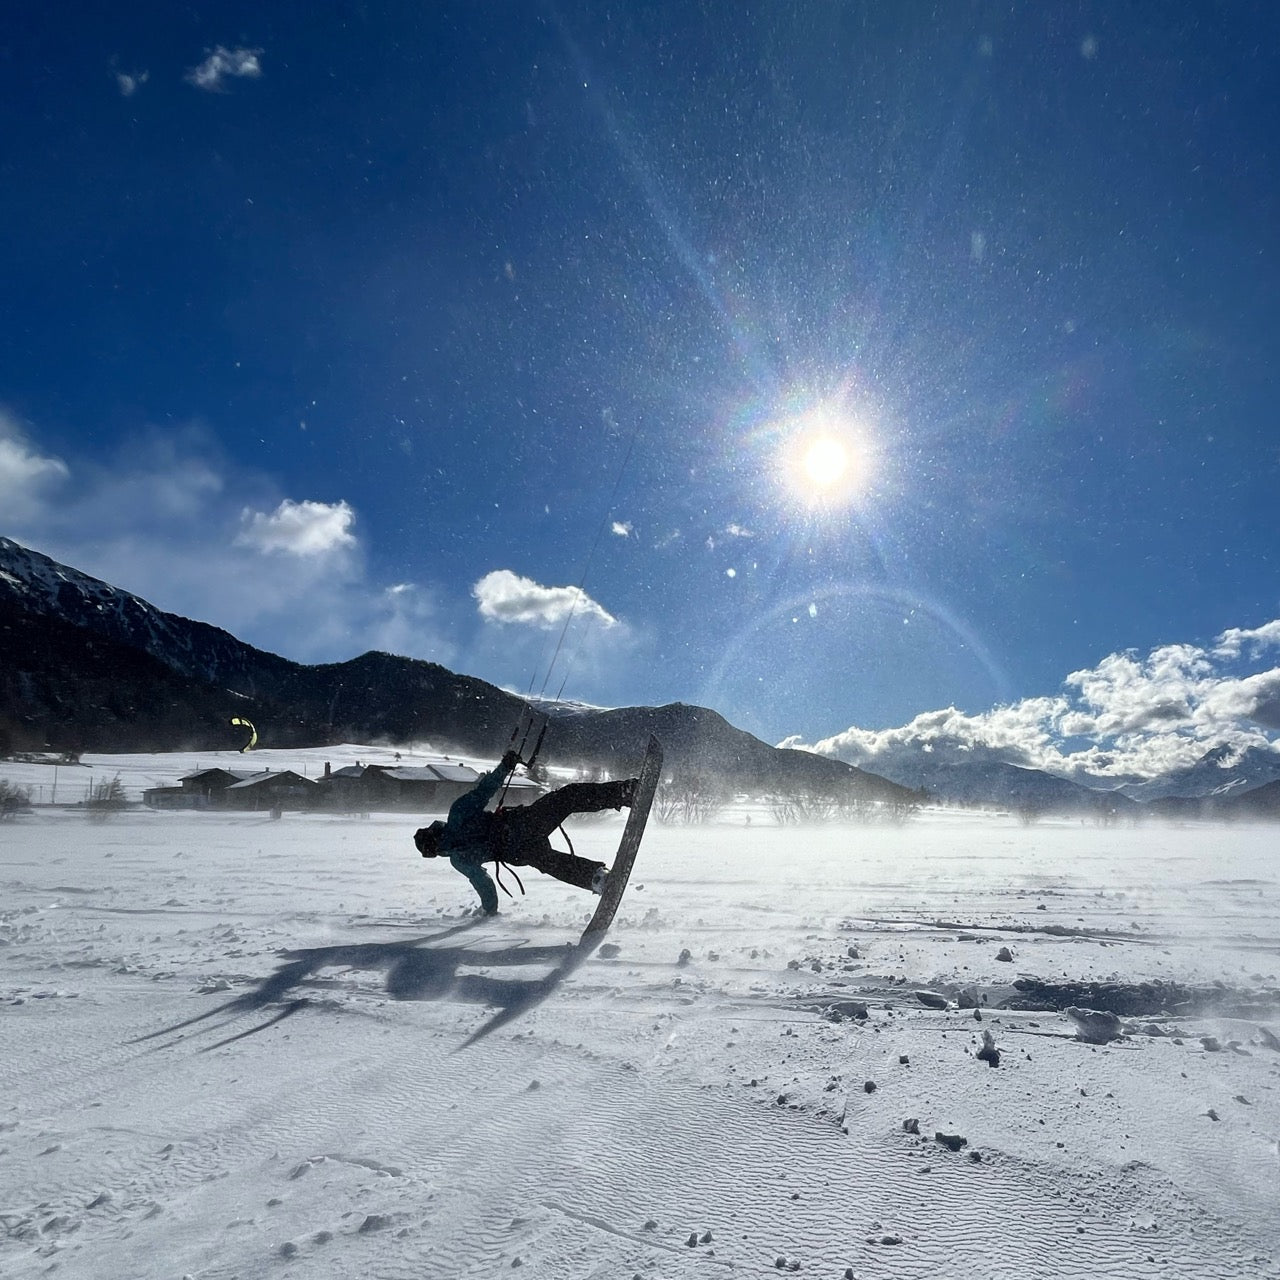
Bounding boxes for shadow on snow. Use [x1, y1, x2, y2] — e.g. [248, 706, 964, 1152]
[127, 917, 593, 1053]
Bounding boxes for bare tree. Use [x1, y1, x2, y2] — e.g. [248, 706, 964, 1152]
[0, 779, 31, 820]
[772, 784, 920, 826]
[770, 790, 838, 825]
[85, 774, 128, 822]
[654, 773, 727, 825]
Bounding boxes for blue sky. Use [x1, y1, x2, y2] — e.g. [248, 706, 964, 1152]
[3, 2, 1279, 778]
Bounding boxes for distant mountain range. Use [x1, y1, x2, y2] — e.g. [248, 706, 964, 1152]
[848, 754, 1137, 817]
[4, 536, 1277, 817]
[1110, 742, 1280, 803]
[0, 537, 911, 804]
[837, 745, 1280, 820]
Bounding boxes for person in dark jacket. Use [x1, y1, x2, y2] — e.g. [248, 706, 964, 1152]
[414, 750, 637, 914]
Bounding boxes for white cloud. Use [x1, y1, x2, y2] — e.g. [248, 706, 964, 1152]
[235, 499, 357, 557]
[115, 70, 149, 97]
[358, 582, 453, 664]
[1213, 621, 1280, 659]
[473, 569, 617, 630]
[0, 415, 69, 521]
[611, 521, 632, 537]
[788, 627, 1280, 784]
[725, 523, 754, 538]
[1061, 643, 1211, 738]
[185, 46, 263, 92]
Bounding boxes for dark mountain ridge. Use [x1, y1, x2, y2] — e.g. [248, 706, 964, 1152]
[0, 538, 911, 802]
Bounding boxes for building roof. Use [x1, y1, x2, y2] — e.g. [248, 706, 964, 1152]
[225, 770, 315, 790]
[377, 764, 482, 783]
[428, 763, 483, 783]
[179, 767, 254, 783]
[501, 775, 542, 792]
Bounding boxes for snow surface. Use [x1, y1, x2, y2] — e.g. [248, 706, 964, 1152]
[3, 748, 1280, 1278]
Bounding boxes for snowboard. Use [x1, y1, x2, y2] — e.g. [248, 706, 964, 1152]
[579, 735, 662, 952]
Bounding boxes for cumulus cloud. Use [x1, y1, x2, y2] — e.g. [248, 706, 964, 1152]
[1060, 644, 1211, 739]
[1213, 621, 1280, 659]
[789, 628, 1280, 784]
[611, 521, 632, 537]
[473, 569, 617, 630]
[236, 499, 357, 557]
[185, 46, 263, 91]
[725, 523, 754, 538]
[0, 415, 69, 521]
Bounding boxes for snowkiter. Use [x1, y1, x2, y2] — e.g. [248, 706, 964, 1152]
[414, 750, 638, 914]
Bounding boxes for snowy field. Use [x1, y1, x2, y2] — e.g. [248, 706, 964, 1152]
[3, 751, 1280, 1279]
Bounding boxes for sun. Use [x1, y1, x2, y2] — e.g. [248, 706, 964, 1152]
[801, 436, 850, 490]
[779, 412, 872, 508]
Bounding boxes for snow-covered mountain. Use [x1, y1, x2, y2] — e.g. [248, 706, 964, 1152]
[852, 741, 1280, 814]
[1113, 743, 1280, 802]
[846, 754, 1135, 817]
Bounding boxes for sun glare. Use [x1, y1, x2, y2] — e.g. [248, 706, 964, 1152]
[802, 436, 849, 489]
[778, 410, 872, 509]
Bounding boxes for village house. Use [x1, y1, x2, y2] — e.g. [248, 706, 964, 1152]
[222, 770, 317, 811]
[143, 758, 544, 814]
[314, 760, 543, 812]
[143, 767, 254, 809]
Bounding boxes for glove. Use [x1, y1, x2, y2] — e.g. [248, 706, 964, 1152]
[501, 749, 519, 771]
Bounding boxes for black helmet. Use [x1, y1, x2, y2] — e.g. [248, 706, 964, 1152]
[414, 820, 445, 857]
